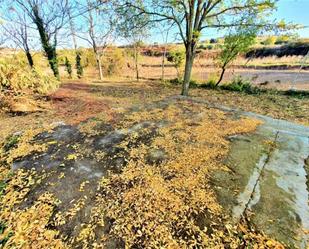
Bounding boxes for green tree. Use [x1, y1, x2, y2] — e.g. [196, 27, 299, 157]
[64, 57, 72, 78]
[76, 52, 83, 79]
[216, 27, 257, 86]
[167, 49, 185, 79]
[121, 0, 284, 96]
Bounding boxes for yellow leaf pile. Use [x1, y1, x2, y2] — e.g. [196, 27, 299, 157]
[74, 102, 283, 248]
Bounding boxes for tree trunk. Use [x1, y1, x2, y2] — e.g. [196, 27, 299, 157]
[181, 47, 195, 96]
[161, 46, 167, 81]
[216, 67, 226, 86]
[33, 7, 59, 79]
[134, 46, 139, 81]
[25, 50, 34, 68]
[46, 47, 59, 79]
[96, 55, 103, 81]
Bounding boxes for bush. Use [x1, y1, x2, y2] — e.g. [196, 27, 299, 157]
[64, 57, 72, 78]
[200, 80, 217, 89]
[221, 76, 261, 94]
[76, 52, 83, 78]
[169, 78, 182, 85]
[103, 48, 125, 76]
[0, 58, 60, 95]
[168, 78, 198, 88]
[167, 49, 185, 78]
[275, 36, 290, 45]
[262, 36, 276, 46]
[197, 44, 207, 50]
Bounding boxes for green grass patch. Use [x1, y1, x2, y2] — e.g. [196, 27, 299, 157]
[2, 134, 20, 152]
[199, 76, 309, 99]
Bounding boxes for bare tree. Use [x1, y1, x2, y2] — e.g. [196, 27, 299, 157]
[77, 0, 116, 81]
[1, 9, 36, 68]
[13, 0, 69, 78]
[121, 0, 281, 96]
[157, 23, 175, 81]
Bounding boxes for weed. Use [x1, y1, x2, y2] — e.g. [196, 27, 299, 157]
[0, 222, 12, 246]
[283, 89, 309, 99]
[0, 180, 6, 197]
[168, 78, 199, 88]
[2, 134, 20, 152]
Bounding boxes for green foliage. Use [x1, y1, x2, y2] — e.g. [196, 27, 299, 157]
[0, 58, 60, 94]
[219, 29, 257, 69]
[76, 52, 83, 79]
[0, 222, 12, 246]
[221, 76, 261, 94]
[210, 38, 217, 44]
[167, 49, 185, 78]
[200, 76, 261, 94]
[64, 57, 72, 78]
[169, 78, 198, 88]
[169, 78, 183, 85]
[3, 134, 20, 152]
[200, 81, 217, 89]
[275, 35, 290, 45]
[0, 181, 6, 197]
[262, 36, 276, 45]
[283, 89, 309, 99]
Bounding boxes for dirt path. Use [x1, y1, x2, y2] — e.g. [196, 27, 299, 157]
[0, 79, 175, 141]
[49, 81, 113, 125]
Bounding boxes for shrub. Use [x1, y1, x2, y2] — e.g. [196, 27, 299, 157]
[197, 44, 207, 50]
[275, 36, 290, 45]
[221, 76, 261, 94]
[0, 58, 60, 95]
[76, 52, 83, 78]
[169, 78, 182, 85]
[167, 49, 185, 78]
[64, 57, 72, 78]
[2, 134, 20, 152]
[262, 36, 276, 46]
[103, 48, 125, 76]
[169, 78, 198, 88]
[199, 80, 217, 89]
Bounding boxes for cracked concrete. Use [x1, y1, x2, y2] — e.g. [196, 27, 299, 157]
[228, 110, 309, 248]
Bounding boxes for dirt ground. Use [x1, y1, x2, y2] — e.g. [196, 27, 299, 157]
[0, 77, 308, 142]
[0, 78, 309, 248]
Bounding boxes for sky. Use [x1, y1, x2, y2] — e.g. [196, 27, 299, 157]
[1, 0, 309, 48]
[275, 0, 309, 37]
[147, 0, 309, 45]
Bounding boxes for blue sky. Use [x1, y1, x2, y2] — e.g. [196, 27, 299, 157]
[276, 0, 309, 37]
